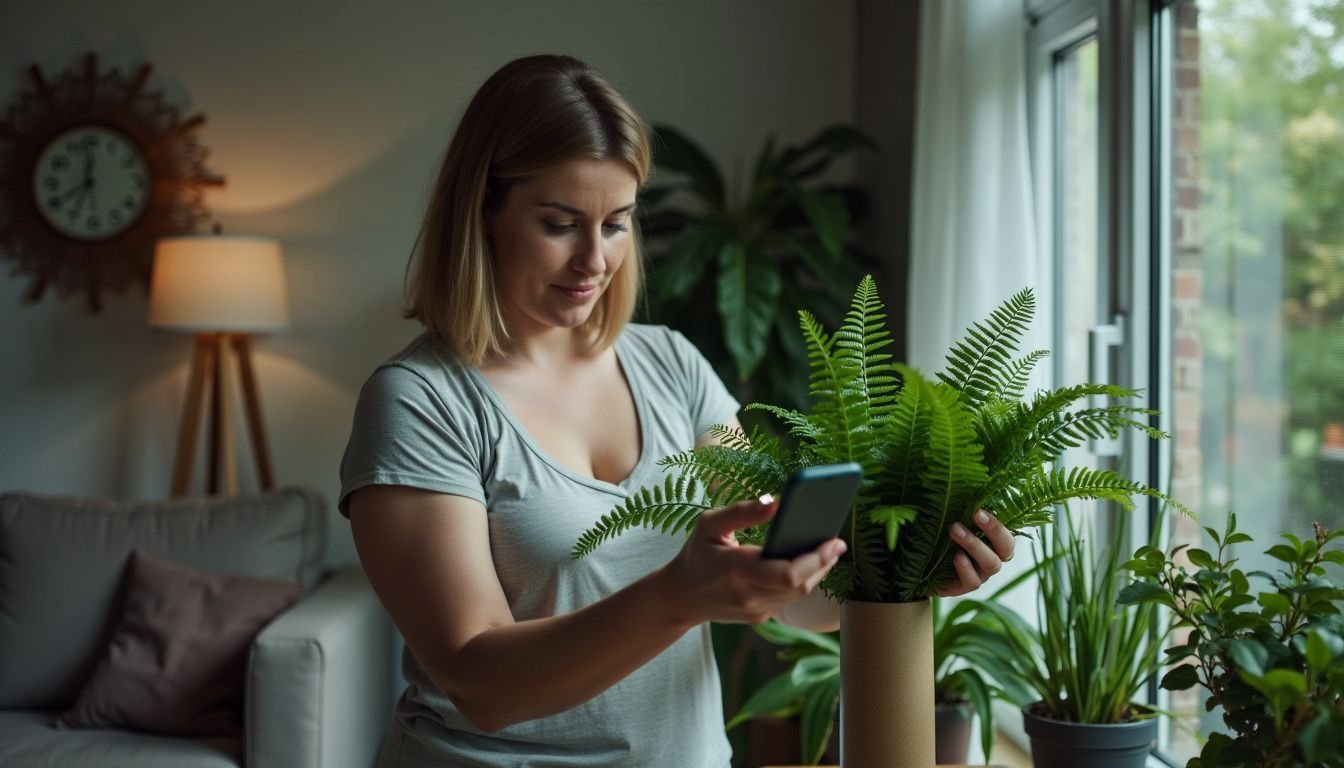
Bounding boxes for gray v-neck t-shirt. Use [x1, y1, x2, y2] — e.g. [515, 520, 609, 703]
[339, 323, 739, 768]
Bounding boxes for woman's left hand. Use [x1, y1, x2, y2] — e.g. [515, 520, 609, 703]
[936, 509, 1016, 597]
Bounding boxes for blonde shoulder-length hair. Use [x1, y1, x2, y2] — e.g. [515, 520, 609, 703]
[404, 54, 653, 365]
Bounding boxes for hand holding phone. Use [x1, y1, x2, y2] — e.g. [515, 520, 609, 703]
[759, 463, 863, 559]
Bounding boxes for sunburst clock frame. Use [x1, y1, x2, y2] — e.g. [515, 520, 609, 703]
[0, 53, 224, 311]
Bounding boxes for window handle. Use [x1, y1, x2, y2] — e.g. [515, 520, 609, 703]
[1088, 315, 1125, 457]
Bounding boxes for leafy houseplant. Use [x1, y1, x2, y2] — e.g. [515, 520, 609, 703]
[573, 275, 1181, 766]
[1118, 513, 1344, 767]
[967, 515, 1167, 768]
[638, 124, 876, 411]
[726, 591, 1037, 766]
[573, 276, 1178, 598]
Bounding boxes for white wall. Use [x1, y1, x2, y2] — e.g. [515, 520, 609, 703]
[0, 0, 859, 567]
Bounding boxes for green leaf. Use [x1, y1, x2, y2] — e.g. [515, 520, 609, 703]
[726, 671, 804, 729]
[1186, 548, 1216, 570]
[716, 243, 782, 380]
[1117, 581, 1174, 607]
[789, 187, 848, 259]
[869, 505, 918, 550]
[754, 621, 841, 655]
[1300, 708, 1336, 764]
[790, 654, 840, 688]
[799, 675, 840, 765]
[1257, 591, 1292, 614]
[1226, 638, 1269, 677]
[651, 124, 724, 206]
[1159, 664, 1201, 691]
[649, 225, 720, 301]
[1306, 629, 1334, 671]
[1266, 543, 1300, 564]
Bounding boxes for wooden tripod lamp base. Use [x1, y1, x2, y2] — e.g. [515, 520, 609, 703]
[149, 234, 289, 498]
[170, 332, 276, 497]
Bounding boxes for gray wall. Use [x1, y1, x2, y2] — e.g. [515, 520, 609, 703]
[0, 0, 891, 567]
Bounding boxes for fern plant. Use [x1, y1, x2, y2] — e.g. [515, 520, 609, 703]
[573, 275, 1184, 602]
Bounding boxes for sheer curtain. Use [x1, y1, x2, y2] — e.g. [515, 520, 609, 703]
[908, 2, 1043, 758]
[908, 0, 1044, 375]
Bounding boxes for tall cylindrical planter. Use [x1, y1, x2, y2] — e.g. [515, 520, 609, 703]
[1022, 703, 1158, 768]
[840, 599, 935, 768]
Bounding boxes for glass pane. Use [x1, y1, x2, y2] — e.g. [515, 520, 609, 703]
[1162, 0, 1344, 761]
[1055, 37, 1103, 516]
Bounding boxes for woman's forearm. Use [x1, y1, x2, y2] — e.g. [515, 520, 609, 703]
[435, 563, 695, 731]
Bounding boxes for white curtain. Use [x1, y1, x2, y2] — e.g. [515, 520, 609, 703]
[908, 0, 1043, 376]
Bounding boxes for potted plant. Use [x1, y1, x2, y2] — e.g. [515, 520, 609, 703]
[573, 275, 1181, 767]
[638, 123, 876, 411]
[967, 513, 1167, 768]
[725, 584, 1038, 765]
[1118, 512, 1344, 767]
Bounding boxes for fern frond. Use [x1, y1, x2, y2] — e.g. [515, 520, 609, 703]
[937, 287, 1036, 408]
[800, 309, 870, 468]
[875, 365, 932, 505]
[895, 378, 989, 599]
[571, 473, 710, 558]
[991, 467, 1146, 530]
[985, 350, 1050, 402]
[985, 384, 1142, 469]
[661, 443, 788, 508]
[1030, 406, 1165, 460]
[745, 403, 820, 440]
[832, 275, 900, 419]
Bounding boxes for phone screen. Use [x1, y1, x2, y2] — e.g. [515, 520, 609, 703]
[760, 462, 863, 559]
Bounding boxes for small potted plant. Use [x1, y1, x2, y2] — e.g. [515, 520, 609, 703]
[967, 513, 1167, 767]
[1118, 513, 1344, 767]
[574, 276, 1181, 767]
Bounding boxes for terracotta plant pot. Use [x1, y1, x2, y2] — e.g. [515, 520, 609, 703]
[1022, 702, 1157, 768]
[840, 599, 935, 768]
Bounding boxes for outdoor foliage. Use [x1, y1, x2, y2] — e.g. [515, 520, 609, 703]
[573, 276, 1184, 603]
[1119, 513, 1344, 767]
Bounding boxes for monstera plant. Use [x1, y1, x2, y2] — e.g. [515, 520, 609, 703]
[638, 123, 876, 411]
[574, 275, 1181, 600]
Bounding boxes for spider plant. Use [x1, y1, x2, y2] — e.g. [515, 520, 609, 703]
[966, 511, 1168, 724]
[573, 275, 1185, 604]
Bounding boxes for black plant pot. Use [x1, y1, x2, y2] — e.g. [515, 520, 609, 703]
[934, 701, 973, 765]
[1022, 703, 1157, 768]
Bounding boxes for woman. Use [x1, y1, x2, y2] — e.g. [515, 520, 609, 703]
[341, 54, 1014, 768]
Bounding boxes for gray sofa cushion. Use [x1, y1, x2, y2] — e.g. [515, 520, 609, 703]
[0, 710, 240, 768]
[0, 488, 325, 710]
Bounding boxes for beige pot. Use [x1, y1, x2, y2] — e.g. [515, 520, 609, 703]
[840, 598, 935, 768]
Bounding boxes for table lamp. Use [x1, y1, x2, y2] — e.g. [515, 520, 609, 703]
[148, 234, 289, 496]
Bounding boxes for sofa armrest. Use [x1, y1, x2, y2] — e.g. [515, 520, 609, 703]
[247, 566, 395, 768]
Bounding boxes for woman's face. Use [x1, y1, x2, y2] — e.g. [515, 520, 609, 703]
[487, 158, 638, 338]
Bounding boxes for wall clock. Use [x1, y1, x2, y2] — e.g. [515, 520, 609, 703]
[0, 53, 224, 311]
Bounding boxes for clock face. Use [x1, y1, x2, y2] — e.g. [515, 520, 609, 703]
[33, 126, 150, 241]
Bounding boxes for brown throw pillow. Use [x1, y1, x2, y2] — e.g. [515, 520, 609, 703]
[56, 549, 305, 736]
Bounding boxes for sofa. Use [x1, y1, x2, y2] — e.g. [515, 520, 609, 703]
[0, 487, 396, 768]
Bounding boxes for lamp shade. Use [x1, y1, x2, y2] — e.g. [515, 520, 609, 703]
[148, 236, 290, 332]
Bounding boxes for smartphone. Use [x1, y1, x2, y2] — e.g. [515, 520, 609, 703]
[759, 462, 863, 559]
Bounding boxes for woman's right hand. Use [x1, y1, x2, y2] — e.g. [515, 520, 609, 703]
[659, 495, 847, 626]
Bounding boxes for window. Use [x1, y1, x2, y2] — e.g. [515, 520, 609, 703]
[1030, 0, 1341, 763]
[1155, 0, 1344, 761]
